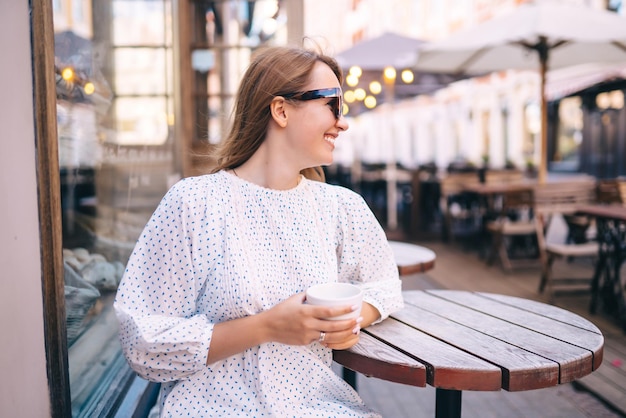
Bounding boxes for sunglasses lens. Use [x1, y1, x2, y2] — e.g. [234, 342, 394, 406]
[283, 88, 343, 119]
[333, 97, 342, 119]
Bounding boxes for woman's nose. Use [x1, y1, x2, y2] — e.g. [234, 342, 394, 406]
[337, 115, 349, 131]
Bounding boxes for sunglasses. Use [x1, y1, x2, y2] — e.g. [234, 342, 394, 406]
[282, 87, 343, 119]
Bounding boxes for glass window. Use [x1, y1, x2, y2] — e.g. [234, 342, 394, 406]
[112, 1, 168, 46]
[114, 48, 170, 95]
[113, 97, 170, 145]
[555, 96, 583, 171]
[53, 0, 177, 416]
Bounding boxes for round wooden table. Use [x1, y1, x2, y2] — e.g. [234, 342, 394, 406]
[388, 241, 436, 276]
[334, 290, 604, 418]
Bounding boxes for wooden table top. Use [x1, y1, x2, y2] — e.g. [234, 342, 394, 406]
[334, 290, 604, 393]
[388, 241, 436, 276]
[577, 204, 626, 221]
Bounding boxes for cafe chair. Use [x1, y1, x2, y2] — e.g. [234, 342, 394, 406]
[534, 178, 598, 244]
[485, 188, 538, 271]
[439, 172, 481, 244]
[535, 212, 598, 302]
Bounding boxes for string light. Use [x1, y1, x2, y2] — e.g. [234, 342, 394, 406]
[83, 82, 95, 95]
[61, 67, 75, 81]
[401, 69, 414, 84]
[346, 73, 359, 87]
[349, 66, 362, 78]
[369, 80, 382, 95]
[383, 66, 396, 82]
[55, 65, 103, 101]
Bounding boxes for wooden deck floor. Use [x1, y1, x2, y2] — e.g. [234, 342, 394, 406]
[346, 236, 626, 417]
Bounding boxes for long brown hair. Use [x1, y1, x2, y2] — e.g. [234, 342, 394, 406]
[210, 46, 343, 181]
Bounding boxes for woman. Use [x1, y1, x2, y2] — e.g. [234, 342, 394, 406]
[114, 45, 403, 417]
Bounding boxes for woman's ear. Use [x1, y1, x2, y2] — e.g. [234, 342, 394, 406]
[269, 97, 289, 128]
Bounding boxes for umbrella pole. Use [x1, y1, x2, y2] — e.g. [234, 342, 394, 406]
[538, 39, 549, 185]
[539, 68, 548, 184]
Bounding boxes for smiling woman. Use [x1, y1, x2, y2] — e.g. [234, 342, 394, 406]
[114, 45, 404, 417]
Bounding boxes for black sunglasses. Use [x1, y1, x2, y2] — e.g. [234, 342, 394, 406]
[282, 87, 343, 119]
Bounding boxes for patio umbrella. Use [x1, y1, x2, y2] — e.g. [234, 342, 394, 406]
[413, 3, 626, 183]
[336, 32, 464, 107]
[336, 31, 423, 71]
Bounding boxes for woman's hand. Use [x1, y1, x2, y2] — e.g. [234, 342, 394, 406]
[207, 295, 381, 364]
[260, 293, 362, 347]
[325, 301, 381, 350]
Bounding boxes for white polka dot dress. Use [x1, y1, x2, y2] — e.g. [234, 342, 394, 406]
[114, 170, 404, 417]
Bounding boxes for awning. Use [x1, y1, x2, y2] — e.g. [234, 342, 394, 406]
[546, 62, 626, 101]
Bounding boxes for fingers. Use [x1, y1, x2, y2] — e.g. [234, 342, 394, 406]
[322, 329, 361, 350]
[324, 335, 360, 350]
[309, 303, 360, 320]
[316, 316, 363, 346]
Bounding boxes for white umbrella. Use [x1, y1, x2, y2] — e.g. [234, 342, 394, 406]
[414, 2, 626, 183]
[336, 32, 424, 71]
[336, 32, 466, 107]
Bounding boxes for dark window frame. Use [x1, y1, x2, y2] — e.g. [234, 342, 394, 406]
[31, 1, 72, 416]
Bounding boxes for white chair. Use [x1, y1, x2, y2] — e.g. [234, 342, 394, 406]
[485, 188, 538, 271]
[535, 212, 598, 302]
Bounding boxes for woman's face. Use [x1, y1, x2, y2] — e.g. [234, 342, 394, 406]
[285, 61, 349, 168]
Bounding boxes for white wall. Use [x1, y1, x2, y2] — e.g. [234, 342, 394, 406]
[0, 1, 51, 417]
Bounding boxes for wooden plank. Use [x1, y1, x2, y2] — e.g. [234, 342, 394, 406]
[429, 290, 604, 370]
[473, 291, 602, 334]
[392, 303, 559, 391]
[333, 332, 427, 388]
[364, 318, 502, 391]
[402, 291, 594, 387]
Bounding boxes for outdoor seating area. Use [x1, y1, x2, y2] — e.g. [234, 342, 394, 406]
[358, 171, 626, 328]
[343, 240, 626, 418]
[340, 171, 626, 416]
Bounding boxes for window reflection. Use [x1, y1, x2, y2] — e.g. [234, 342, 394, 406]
[113, 97, 170, 145]
[53, 0, 176, 415]
[556, 96, 583, 171]
[112, 1, 168, 46]
[114, 48, 169, 95]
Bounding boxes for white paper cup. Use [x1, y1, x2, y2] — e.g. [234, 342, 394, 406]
[305, 282, 363, 320]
